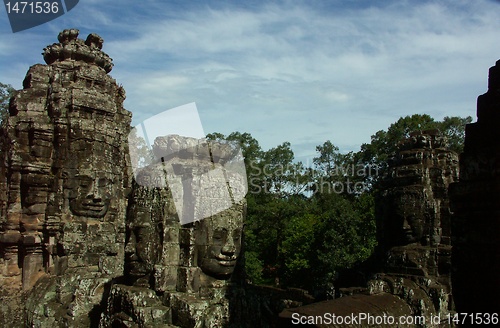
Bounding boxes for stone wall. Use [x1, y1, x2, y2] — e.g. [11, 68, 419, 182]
[450, 59, 500, 316]
[0, 30, 250, 328]
[0, 29, 131, 327]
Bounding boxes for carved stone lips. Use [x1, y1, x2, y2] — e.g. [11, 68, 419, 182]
[216, 255, 237, 266]
[403, 228, 413, 236]
[82, 202, 106, 210]
[126, 255, 145, 272]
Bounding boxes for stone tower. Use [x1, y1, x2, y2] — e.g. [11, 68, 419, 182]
[370, 130, 458, 317]
[0, 29, 248, 328]
[101, 135, 247, 327]
[0, 29, 132, 326]
[450, 59, 500, 316]
[279, 130, 459, 327]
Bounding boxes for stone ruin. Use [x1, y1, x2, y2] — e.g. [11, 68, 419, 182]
[279, 130, 459, 327]
[278, 60, 500, 327]
[450, 59, 500, 316]
[0, 28, 131, 326]
[0, 29, 248, 327]
[1, 28, 499, 328]
[368, 130, 458, 320]
[101, 135, 247, 327]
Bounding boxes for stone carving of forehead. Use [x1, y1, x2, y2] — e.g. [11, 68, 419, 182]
[395, 190, 425, 210]
[202, 209, 244, 234]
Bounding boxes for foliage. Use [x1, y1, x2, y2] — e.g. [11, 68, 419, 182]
[358, 114, 438, 167]
[0, 82, 15, 124]
[209, 112, 469, 293]
[439, 116, 473, 153]
[281, 213, 317, 287]
[308, 191, 376, 288]
[243, 249, 264, 284]
[312, 140, 361, 196]
[128, 128, 154, 169]
[357, 114, 472, 188]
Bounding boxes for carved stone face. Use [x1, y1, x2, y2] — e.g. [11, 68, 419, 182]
[125, 221, 161, 278]
[402, 212, 425, 244]
[69, 173, 111, 218]
[124, 199, 162, 279]
[392, 190, 427, 245]
[195, 209, 243, 279]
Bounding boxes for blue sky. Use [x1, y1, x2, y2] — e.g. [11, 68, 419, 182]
[1, 0, 499, 162]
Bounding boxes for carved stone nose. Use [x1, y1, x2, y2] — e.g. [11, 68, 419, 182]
[125, 232, 137, 254]
[86, 182, 103, 201]
[221, 238, 236, 255]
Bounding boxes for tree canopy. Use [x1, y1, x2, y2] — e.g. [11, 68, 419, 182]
[1, 78, 471, 295]
[0, 82, 15, 124]
[359, 114, 472, 168]
[209, 112, 472, 294]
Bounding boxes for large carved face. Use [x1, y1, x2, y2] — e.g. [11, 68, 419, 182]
[391, 190, 428, 245]
[401, 211, 425, 244]
[68, 171, 112, 218]
[125, 200, 162, 278]
[195, 208, 243, 279]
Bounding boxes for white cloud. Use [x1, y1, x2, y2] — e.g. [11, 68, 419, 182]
[136, 74, 190, 92]
[1, 0, 499, 159]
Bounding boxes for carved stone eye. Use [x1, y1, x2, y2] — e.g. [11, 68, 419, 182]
[233, 230, 242, 241]
[78, 176, 93, 188]
[213, 229, 225, 241]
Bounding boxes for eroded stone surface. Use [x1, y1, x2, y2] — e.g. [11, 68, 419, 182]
[365, 131, 457, 324]
[0, 29, 131, 327]
[279, 130, 459, 327]
[0, 28, 251, 328]
[3, 28, 494, 328]
[100, 134, 247, 327]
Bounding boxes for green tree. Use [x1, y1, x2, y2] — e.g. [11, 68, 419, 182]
[309, 191, 377, 290]
[312, 140, 363, 196]
[260, 142, 310, 197]
[212, 112, 470, 293]
[357, 114, 472, 189]
[359, 114, 438, 167]
[281, 213, 318, 288]
[437, 116, 473, 153]
[0, 82, 15, 124]
[207, 131, 263, 168]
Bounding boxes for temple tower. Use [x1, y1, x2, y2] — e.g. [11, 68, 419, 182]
[450, 59, 500, 316]
[0, 29, 131, 326]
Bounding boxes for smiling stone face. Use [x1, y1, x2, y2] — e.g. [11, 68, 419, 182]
[195, 206, 244, 279]
[68, 172, 112, 218]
